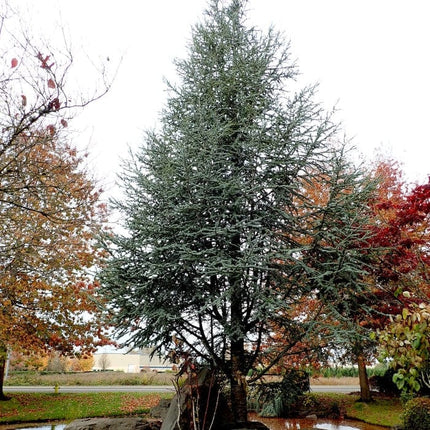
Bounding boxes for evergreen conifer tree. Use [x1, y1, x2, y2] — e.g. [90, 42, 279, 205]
[101, 0, 375, 422]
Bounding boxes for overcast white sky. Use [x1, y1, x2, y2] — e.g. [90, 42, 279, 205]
[10, 0, 430, 194]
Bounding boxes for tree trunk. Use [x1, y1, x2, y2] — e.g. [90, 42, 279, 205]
[357, 354, 372, 402]
[230, 342, 248, 424]
[0, 346, 10, 401]
[228, 229, 249, 424]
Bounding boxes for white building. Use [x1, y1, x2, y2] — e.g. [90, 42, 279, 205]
[93, 348, 174, 373]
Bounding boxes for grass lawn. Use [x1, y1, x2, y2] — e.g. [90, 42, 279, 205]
[347, 396, 403, 427]
[0, 391, 404, 428]
[0, 392, 174, 425]
[304, 392, 403, 428]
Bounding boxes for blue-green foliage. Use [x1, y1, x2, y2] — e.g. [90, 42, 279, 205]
[100, 0, 375, 400]
[250, 369, 310, 417]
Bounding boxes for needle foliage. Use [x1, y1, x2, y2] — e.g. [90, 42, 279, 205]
[100, 0, 375, 422]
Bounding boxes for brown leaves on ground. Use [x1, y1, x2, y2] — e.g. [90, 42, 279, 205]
[120, 394, 162, 414]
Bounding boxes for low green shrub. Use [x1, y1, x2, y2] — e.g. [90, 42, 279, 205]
[249, 369, 309, 417]
[402, 397, 430, 430]
[315, 365, 386, 379]
[300, 393, 346, 419]
[369, 368, 400, 396]
[320, 367, 358, 378]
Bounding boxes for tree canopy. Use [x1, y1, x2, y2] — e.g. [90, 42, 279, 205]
[0, 6, 111, 400]
[370, 161, 430, 395]
[101, 0, 375, 422]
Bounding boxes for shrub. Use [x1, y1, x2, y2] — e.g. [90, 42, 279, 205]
[314, 365, 386, 379]
[369, 368, 400, 396]
[402, 397, 430, 430]
[369, 366, 430, 397]
[321, 367, 358, 378]
[300, 393, 346, 419]
[418, 363, 430, 396]
[249, 369, 310, 417]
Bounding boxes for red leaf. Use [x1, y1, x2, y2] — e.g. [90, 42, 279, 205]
[48, 98, 61, 111]
[60, 119, 68, 128]
[37, 52, 54, 69]
[11, 58, 18, 68]
[48, 79, 56, 89]
[21, 95, 27, 107]
[47, 124, 56, 136]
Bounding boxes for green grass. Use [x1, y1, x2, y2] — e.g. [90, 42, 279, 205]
[303, 392, 403, 428]
[347, 397, 403, 427]
[1, 391, 404, 428]
[0, 392, 174, 424]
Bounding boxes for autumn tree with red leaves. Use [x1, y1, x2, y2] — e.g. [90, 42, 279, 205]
[0, 8, 112, 400]
[259, 156, 379, 397]
[365, 161, 430, 394]
[368, 161, 430, 296]
[325, 159, 430, 400]
[259, 158, 430, 401]
[354, 160, 430, 337]
[310, 159, 430, 401]
[335, 159, 408, 401]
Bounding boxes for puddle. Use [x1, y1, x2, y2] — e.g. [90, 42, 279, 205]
[0, 420, 388, 430]
[1, 417, 388, 430]
[0, 424, 65, 430]
[0, 423, 385, 430]
[249, 413, 388, 430]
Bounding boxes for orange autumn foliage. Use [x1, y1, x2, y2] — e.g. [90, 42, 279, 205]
[266, 159, 430, 374]
[0, 13, 113, 399]
[0, 132, 111, 394]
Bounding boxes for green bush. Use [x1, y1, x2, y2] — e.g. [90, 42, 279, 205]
[369, 368, 400, 396]
[300, 393, 346, 419]
[321, 367, 358, 378]
[402, 397, 430, 430]
[249, 369, 310, 417]
[316, 365, 385, 379]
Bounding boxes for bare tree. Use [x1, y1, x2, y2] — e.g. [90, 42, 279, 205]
[98, 354, 111, 371]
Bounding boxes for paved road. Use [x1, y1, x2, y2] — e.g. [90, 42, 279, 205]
[5, 384, 359, 394]
[310, 385, 360, 393]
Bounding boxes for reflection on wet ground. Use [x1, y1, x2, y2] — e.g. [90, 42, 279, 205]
[0, 424, 65, 430]
[1, 417, 389, 430]
[249, 413, 388, 430]
[1, 422, 387, 430]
